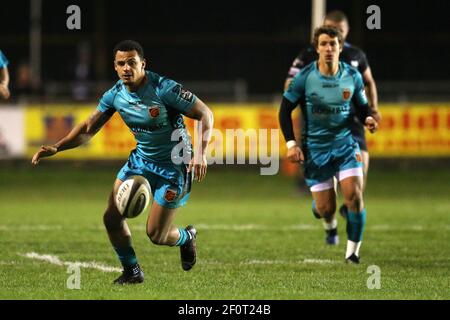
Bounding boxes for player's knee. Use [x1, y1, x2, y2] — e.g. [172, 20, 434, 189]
[146, 229, 167, 245]
[103, 209, 123, 232]
[315, 203, 336, 218]
[345, 191, 363, 212]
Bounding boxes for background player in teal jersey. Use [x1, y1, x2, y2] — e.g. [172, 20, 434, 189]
[279, 26, 378, 263]
[31, 40, 214, 284]
[284, 11, 381, 244]
[0, 50, 10, 100]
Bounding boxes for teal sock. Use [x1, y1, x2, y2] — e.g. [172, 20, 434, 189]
[114, 246, 138, 268]
[346, 208, 366, 242]
[175, 228, 191, 246]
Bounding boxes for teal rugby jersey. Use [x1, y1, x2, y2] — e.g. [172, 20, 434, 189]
[284, 61, 368, 149]
[97, 71, 196, 163]
[0, 50, 9, 68]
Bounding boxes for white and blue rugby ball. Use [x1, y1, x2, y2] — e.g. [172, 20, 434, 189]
[115, 175, 151, 218]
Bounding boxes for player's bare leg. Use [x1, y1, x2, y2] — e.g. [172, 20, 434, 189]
[340, 150, 369, 219]
[104, 179, 144, 284]
[361, 150, 369, 191]
[146, 202, 197, 271]
[311, 188, 339, 245]
[339, 175, 366, 263]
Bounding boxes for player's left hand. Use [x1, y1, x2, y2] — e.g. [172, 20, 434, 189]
[188, 154, 207, 182]
[365, 116, 378, 133]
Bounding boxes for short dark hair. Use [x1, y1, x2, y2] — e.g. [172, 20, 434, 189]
[324, 10, 348, 23]
[313, 25, 343, 49]
[113, 40, 144, 60]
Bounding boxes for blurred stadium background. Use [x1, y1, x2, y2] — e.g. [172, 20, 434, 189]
[0, 0, 449, 299]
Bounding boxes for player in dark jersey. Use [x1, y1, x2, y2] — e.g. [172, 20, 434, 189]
[284, 11, 381, 245]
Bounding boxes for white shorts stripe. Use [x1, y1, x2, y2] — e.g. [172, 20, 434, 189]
[336, 167, 363, 181]
[310, 167, 363, 192]
[310, 178, 334, 192]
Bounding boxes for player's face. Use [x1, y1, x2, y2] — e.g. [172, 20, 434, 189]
[324, 19, 349, 40]
[114, 50, 146, 85]
[316, 34, 342, 64]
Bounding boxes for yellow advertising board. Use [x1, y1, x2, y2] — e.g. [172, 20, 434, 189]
[25, 103, 450, 159]
[25, 105, 136, 159]
[366, 104, 450, 156]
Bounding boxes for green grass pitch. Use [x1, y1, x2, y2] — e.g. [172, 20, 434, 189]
[0, 163, 449, 299]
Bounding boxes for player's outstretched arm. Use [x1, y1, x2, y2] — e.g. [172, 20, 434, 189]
[363, 67, 381, 122]
[31, 109, 113, 165]
[184, 98, 214, 182]
[0, 67, 10, 100]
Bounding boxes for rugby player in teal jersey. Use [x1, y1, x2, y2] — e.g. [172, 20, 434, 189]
[284, 11, 381, 244]
[279, 26, 378, 263]
[32, 40, 214, 283]
[0, 50, 10, 100]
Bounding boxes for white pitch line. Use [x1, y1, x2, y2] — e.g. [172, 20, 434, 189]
[302, 258, 335, 264]
[0, 225, 62, 231]
[20, 252, 121, 273]
[240, 258, 336, 265]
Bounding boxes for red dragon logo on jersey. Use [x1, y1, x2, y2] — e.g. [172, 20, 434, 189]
[164, 189, 178, 202]
[342, 88, 351, 100]
[148, 106, 160, 118]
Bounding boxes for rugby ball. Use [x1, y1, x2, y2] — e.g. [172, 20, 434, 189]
[115, 175, 151, 218]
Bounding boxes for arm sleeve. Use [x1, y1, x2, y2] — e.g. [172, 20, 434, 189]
[352, 71, 372, 123]
[159, 78, 197, 113]
[96, 89, 117, 115]
[278, 96, 298, 142]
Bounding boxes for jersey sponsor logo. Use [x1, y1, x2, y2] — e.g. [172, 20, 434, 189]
[351, 60, 359, 67]
[148, 106, 160, 118]
[164, 188, 178, 202]
[312, 105, 350, 115]
[342, 88, 351, 100]
[172, 84, 193, 102]
[130, 123, 165, 133]
[180, 88, 193, 102]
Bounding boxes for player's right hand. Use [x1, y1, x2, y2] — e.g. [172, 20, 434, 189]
[188, 154, 207, 182]
[287, 145, 304, 164]
[371, 109, 382, 123]
[365, 116, 378, 133]
[31, 145, 58, 165]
